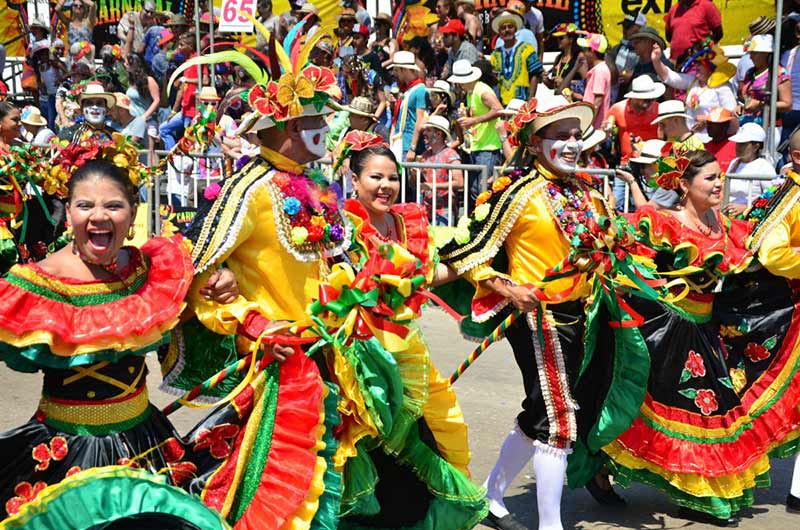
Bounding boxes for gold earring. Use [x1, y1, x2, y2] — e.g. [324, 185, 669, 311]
[127, 225, 136, 240]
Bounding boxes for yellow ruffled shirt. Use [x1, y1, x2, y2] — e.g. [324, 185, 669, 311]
[758, 200, 800, 279]
[189, 148, 324, 339]
[465, 172, 610, 303]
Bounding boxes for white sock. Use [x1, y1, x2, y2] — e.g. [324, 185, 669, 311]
[532, 444, 568, 530]
[791, 452, 800, 498]
[484, 426, 536, 518]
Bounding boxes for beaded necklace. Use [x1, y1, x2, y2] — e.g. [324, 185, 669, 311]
[541, 171, 597, 239]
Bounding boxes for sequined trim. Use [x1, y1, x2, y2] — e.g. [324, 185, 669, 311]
[38, 385, 150, 430]
[749, 180, 800, 253]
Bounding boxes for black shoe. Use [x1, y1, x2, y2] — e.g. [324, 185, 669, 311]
[483, 511, 530, 530]
[788, 493, 800, 513]
[585, 477, 626, 506]
[678, 506, 738, 527]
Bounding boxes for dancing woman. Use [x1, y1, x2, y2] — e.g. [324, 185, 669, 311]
[578, 149, 800, 525]
[0, 154, 240, 529]
[322, 131, 487, 529]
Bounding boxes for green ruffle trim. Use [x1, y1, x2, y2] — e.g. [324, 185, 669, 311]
[568, 286, 650, 488]
[342, 338, 405, 437]
[770, 436, 800, 459]
[340, 423, 488, 530]
[310, 381, 344, 530]
[608, 461, 769, 520]
[5, 266, 148, 306]
[1, 466, 230, 530]
[161, 318, 243, 399]
[0, 337, 166, 373]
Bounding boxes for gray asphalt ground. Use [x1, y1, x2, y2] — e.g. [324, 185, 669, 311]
[1, 310, 797, 529]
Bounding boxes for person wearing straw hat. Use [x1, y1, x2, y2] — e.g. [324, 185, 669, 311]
[108, 91, 146, 142]
[704, 106, 739, 170]
[449, 59, 503, 206]
[439, 95, 629, 530]
[734, 16, 776, 87]
[417, 115, 464, 225]
[739, 34, 792, 126]
[388, 50, 430, 162]
[651, 99, 705, 152]
[20, 105, 55, 148]
[59, 81, 116, 143]
[650, 40, 736, 142]
[613, 138, 680, 210]
[607, 75, 663, 165]
[490, 11, 543, 105]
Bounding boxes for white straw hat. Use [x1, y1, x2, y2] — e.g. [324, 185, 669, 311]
[530, 95, 595, 135]
[447, 59, 481, 84]
[630, 139, 667, 164]
[581, 125, 607, 152]
[651, 100, 690, 124]
[422, 114, 452, 141]
[388, 50, 420, 72]
[624, 75, 666, 100]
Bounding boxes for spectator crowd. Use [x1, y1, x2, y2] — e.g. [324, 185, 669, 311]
[12, 0, 800, 222]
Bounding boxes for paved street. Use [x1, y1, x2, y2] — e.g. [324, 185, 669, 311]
[1, 310, 797, 529]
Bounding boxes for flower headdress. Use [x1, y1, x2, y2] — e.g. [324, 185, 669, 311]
[505, 98, 538, 148]
[47, 133, 153, 198]
[73, 41, 93, 61]
[168, 14, 341, 134]
[650, 142, 690, 191]
[332, 130, 386, 174]
[680, 36, 735, 88]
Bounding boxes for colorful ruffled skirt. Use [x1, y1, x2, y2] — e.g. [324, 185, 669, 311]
[330, 329, 489, 529]
[575, 276, 800, 519]
[0, 349, 338, 530]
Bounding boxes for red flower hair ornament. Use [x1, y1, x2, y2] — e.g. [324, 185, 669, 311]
[332, 130, 388, 174]
[651, 142, 691, 191]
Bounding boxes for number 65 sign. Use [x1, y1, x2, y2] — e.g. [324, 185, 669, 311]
[218, 0, 256, 33]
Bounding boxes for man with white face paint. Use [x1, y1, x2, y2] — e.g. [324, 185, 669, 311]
[58, 81, 115, 143]
[439, 95, 623, 530]
[175, 46, 352, 524]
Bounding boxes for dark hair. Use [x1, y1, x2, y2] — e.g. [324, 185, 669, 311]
[126, 53, 152, 97]
[682, 150, 718, 182]
[68, 160, 139, 205]
[475, 59, 497, 88]
[0, 101, 17, 121]
[351, 145, 398, 177]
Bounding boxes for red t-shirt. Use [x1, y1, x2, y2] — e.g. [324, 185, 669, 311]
[665, 0, 722, 62]
[180, 61, 203, 119]
[607, 99, 659, 164]
[705, 138, 737, 172]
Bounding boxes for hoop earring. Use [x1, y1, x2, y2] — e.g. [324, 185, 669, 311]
[127, 225, 136, 240]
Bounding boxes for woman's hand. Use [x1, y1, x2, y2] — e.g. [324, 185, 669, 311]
[650, 42, 662, 63]
[722, 203, 747, 216]
[199, 268, 239, 303]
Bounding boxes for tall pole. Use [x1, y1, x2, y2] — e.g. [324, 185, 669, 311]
[194, 0, 203, 90]
[208, 3, 216, 87]
[768, 0, 784, 163]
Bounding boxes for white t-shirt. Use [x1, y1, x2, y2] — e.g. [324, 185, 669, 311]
[725, 157, 777, 204]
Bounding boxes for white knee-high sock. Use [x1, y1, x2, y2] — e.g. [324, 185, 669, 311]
[532, 444, 568, 530]
[484, 425, 536, 517]
[791, 452, 800, 498]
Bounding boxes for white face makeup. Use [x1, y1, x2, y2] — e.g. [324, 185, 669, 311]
[542, 137, 583, 173]
[83, 104, 107, 127]
[299, 125, 329, 159]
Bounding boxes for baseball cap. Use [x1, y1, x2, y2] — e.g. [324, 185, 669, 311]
[352, 23, 369, 37]
[620, 10, 646, 28]
[439, 18, 466, 36]
[729, 122, 766, 143]
[577, 33, 608, 54]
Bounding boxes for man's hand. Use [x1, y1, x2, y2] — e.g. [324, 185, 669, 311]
[457, 116, 476, 128]
[615, 168, 636, 185]
[259, 320, 296, 362]
[200, 269, 239, 303]
[505, 284, 539, 312]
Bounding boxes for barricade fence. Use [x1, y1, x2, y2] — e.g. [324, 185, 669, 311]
[139, 150, 781, 235]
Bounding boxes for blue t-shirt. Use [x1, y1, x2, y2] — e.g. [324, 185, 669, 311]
[394, 83, 430, 156]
